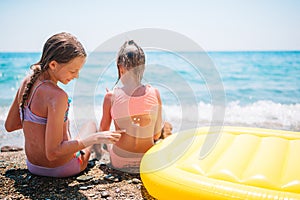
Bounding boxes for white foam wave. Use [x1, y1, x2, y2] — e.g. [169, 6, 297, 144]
[1, 100, 299, 147]
[162, 101, 300, 132]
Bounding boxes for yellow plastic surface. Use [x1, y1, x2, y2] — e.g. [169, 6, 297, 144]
[140, 127, 300, 200]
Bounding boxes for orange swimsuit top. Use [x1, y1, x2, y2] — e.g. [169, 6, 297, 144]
[111, 85, 161, 138]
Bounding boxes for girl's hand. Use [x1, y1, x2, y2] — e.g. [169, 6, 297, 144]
[79, 130, 124, 147]
[95, 131, 123, 144]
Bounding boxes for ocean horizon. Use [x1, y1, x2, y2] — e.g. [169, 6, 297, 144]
[1, 50, 299, 147]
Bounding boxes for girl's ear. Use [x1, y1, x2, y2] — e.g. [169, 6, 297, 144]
[118, 64, 126, 75]
[48, 60, 58, 71]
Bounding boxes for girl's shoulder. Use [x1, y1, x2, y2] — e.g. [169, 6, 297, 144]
[104, 89, 114, 99]
[145, 85, 161, 103]
[145, 84, 160, 95]
[35, 81, 68, 106]
[145, 84, 158, 90]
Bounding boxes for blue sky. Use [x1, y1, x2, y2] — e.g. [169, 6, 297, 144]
[0, 0, 299, 52]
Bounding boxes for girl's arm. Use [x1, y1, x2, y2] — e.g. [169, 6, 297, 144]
[153, 88, 162, 141]
[5, 89, 22, 132]
[100, 92, 113, 131]
[45, 91, 81, 161]
[44, 90, 119, 161]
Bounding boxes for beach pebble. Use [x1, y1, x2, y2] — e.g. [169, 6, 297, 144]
[98, 161, 107, 166]
[113, 177, 120, 182]
[87, 159, 96, 168]
[76, 175, 93, 182]
[26, 175, 32, 180]
[104, 174, 113, 181]
[127, 180, 132, 184]
[87, 185, 94, 189]
[1, 145, 23, 152]
[101, 191, 110, 198]
[87, 193, 95, 197]
[132, 178, 141, 184]
[104, 174, 121, 182]
[79, 186, 88, 190]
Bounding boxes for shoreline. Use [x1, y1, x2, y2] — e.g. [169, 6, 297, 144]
[1, 122, 299, 149]
[0, 151, 155, 200]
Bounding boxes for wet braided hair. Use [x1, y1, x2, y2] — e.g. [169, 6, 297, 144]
[114, 40, 145, 86]
[20, 32, 86, 120]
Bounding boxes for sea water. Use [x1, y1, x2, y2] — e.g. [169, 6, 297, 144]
[0, 51, 299, 147]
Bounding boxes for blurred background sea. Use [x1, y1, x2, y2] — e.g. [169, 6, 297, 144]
[1, 51, 299, 147]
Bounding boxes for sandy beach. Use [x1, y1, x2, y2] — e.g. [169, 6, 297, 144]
[0, 150, 155, 200]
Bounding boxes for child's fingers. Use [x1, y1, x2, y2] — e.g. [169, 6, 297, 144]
[109, 136, 119, 144]
[111, 133, 121, 138]
[113, 130, 126, 134]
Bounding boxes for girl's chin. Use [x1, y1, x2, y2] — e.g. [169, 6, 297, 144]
[61, 79, 71, 85]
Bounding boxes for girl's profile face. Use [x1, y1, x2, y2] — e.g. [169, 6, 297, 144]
[55, 56, 86, 84]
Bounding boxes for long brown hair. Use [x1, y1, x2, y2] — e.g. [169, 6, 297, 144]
[114, 40, 145, 86]
[20, 32, 86, 119]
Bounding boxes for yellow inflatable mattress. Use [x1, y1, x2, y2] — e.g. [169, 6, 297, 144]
[140, 126, 300, 200]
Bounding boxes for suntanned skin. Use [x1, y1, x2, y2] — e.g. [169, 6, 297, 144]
[5, 57, 120, 171]
[100, 65, 162, 156]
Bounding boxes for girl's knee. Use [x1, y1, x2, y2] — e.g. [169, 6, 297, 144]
[80, 151, 91, 171]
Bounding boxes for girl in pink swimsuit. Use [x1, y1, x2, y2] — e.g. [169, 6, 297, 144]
[100, 40, 162, 173]
[5, 32, 121, 177]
